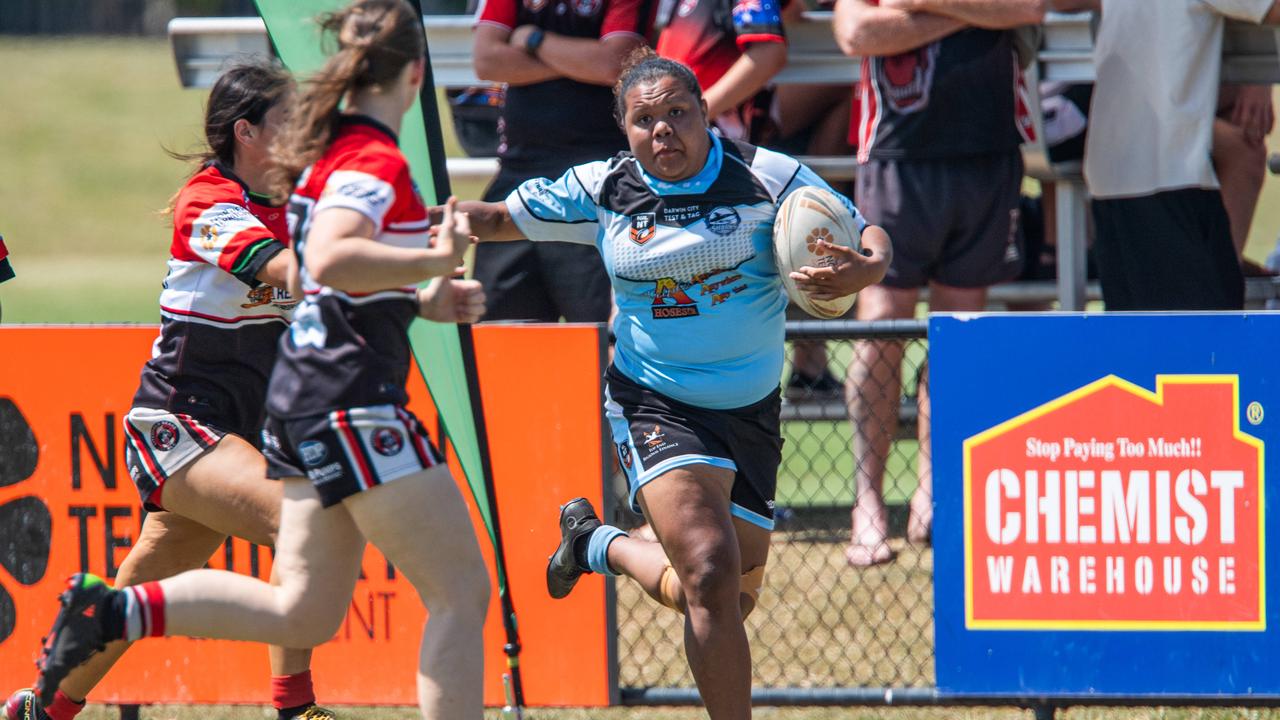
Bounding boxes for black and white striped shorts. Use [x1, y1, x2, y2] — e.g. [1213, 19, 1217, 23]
[123, 407, 227, 511]
[261, 404, 444, 507]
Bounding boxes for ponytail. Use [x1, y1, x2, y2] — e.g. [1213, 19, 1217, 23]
[268, 0, 424, 201]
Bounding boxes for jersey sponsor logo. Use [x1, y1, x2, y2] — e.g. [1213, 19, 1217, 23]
[308, 461, 344, 484]
[617, 441, 633, 469]
[630, 212, 657, 245]
[241, 285, 298, 310]
[638, 424, 680, 461]
[677, 0, 698, 17]
[705, 206, 741, 236]
[299, 440, 329, 467]
[651, 277, 700, 319]
[879, 43, 939, 114]
[200, 225, 219, 251]
[572, 0, 601, 15]
[372, 427, 405, 457]
[643, 425, 665, 448]
[150, 421, 180, 452]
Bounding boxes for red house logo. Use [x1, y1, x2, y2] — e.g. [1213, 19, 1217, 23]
[964, 375, 1265, 630]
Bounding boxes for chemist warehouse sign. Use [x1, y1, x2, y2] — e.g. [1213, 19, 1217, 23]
[966, 375, 1263, 630]
[931, 314, 1280, 697]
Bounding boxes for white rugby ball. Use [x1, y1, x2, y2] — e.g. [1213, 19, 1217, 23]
[773, 186, 862, 319]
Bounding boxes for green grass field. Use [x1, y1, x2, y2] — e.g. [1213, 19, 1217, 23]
[8, 36, 1280, 720]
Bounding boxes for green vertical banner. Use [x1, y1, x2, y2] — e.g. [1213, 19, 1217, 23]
[253, 0, 524, 707]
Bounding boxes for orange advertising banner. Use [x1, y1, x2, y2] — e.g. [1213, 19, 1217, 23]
[965, 375, 1265, 630]
[0, 324, 612, 707]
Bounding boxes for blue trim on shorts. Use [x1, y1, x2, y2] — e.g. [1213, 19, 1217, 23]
[627, 454, 739, 516]
[730, 503, 775, 531]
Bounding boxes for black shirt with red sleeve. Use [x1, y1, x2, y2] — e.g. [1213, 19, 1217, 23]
[852, 28, 1025, 162]
[476, 0, 647, 173]
[655, 0, 785, 95]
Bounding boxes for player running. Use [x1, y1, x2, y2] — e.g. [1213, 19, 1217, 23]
[460, 50, 891, 719]
[4, 59, 342, 720]
[28, 3, 490, 719]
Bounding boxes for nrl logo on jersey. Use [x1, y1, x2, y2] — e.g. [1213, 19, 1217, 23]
[630, 212, 657, 245]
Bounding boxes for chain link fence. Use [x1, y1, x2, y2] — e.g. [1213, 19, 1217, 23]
[606, 320, 932, 695]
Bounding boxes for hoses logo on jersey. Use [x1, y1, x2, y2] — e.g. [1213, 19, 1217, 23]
[879, 43, 940, 114]
[651, 277, 700, 318]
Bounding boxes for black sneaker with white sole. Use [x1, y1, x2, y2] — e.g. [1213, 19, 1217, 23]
[546, 498, 602, 599]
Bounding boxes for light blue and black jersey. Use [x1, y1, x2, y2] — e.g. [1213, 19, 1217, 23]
[506, 132, 867, 409]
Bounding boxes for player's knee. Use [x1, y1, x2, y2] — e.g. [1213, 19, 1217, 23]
[420, 555, 490, 624]
[278, 592, 347, 647]
[451, 559, 491, 622]
[678, 556, 739, 612]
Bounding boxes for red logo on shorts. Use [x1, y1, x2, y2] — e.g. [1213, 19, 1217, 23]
[617, 442, 633, 469]
[371, 427, 404, 457]
[150, 421, 180, 452]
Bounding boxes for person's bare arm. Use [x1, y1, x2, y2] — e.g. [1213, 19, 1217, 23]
[473, 23, 561, 86]
[833, 0, 965, 57]
[1267, 0, 1280, 23]
[508, 28, 645, 87]
[790, 225, 893, 298]
[704, 42, 789, 117]
[255, 247, 297, 291]
[880, 0, 1046, 28]
[456, 200, 526, 242]
[306, 199, 470, 293]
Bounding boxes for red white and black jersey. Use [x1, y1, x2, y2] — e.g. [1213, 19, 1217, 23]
[655, 0, 785, 97]
[475, 0, 646, 171]
[132, 161, 295, 439]
[267, 115, 429, 420]
[853, 28, 1025, 162]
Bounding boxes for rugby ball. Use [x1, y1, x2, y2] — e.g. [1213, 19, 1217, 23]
[773, 186, 862, 319]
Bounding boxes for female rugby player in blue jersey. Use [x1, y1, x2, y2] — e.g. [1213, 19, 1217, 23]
[461, 50, 891, 719]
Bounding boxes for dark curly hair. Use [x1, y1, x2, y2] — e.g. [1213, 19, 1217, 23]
[612, 47, 704, 129]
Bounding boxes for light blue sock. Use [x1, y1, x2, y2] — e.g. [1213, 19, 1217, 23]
[587, 525, 627, 576]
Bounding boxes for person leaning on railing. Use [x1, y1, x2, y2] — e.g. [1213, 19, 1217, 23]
[831, 0, 1047, 566]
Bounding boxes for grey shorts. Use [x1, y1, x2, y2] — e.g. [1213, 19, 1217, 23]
[856, 151, 1024, 289]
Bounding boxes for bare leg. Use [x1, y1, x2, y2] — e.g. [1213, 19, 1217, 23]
[344, 466, 490, 720]
[845, 285, 918, 566]
[58, 511, 226, 702]
[1212, 118, 1267, 258]
[59, 434, 314, 701]
[636, 465, 752, 720]
[911, 283, 988, 543]
[608, 516, 770, 617]
[159, 477, 366, 649]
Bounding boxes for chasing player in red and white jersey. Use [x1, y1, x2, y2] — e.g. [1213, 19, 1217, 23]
[30, 4, 491, 719]
[6, 60, 338, 720]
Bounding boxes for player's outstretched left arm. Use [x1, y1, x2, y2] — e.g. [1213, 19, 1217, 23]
[789, 224, 892, 300]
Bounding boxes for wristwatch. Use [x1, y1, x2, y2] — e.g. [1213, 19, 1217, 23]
[524, 28, 545, 56]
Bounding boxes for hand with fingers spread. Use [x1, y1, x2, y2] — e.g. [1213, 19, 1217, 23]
[789, 225, 893, 300]
[417, 276, 487, 323]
